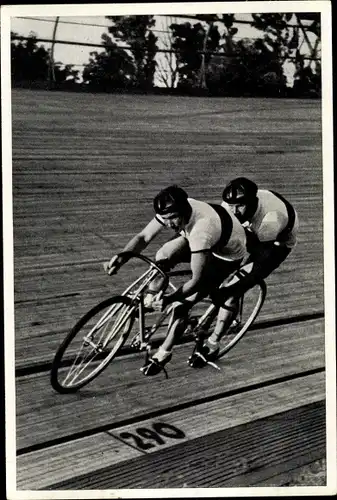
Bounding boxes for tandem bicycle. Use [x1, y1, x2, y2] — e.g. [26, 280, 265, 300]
[51, 251, 266, 393]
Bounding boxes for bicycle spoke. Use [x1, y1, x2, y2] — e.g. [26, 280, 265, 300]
[101, 305, 134, 348]
[63, 348, 100, 386]
[93, 302, 121, 331]
[51, 254, 176, 393]
[190, 283, 266, 360]
[51, 297, 135, 392]
[217, 283, 265, 357]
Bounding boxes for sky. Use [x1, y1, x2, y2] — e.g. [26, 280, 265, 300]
[10, 13, 318, 86]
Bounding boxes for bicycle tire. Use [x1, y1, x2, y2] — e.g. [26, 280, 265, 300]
[51, 295, 136, 393]
[217, 280, 267, 358]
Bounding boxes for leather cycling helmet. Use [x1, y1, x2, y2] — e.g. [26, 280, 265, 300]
[222, 177, 258, 205]
[153, 185, 189, 215]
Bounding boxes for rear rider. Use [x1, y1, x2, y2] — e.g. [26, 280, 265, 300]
[198, 177, 299, 354]
[218, 177, 299, 300]
[104, 185, 248, 376]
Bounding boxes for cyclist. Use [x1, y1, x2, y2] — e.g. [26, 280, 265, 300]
[104, 185, 248, 376]
[194, 178, 299, 356]
[212, 177, 299, 331]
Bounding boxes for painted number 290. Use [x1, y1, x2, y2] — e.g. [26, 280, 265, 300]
[119, 422, 185, 450]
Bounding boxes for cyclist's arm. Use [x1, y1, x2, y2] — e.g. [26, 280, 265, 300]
[164, 251, 211, 304]
[235, 211, 288, 288]
[256, 211, 287, 243]
[122, 218, 163, 254]
[105, 218, 163, 273]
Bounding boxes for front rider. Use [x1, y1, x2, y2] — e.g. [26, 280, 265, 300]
[104, 185, 248, 376]
[217, 176, 299, 304]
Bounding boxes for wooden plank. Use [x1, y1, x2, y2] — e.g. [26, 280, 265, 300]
[13, 238, 324, 369]
[16, 372, 325, 490]
[10, 91, 324, 368]
[14, 271, 324, 370]
[45, 402, 325, 489]
[15, 318, 324, 451]
[16, 433, 142, 491]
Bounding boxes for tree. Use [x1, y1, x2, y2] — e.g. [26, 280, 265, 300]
[207, 37, 287, 96]
[11, 31, 79, 85]
[106, 15, 158, 90]
[251, 13, 297, 57]
[168, 14, 286, 97]
[54, 64, 79, 84]
[156, 16, 179, 89]
[292, 52, 321, 97]
[250, 13, 321, 95]
[218, 14, 238, 54]
[250, 13, 298, 89]
[11, 31, 49, 82]
[169, 20, 221, 90]
[82, 33, 136, 90]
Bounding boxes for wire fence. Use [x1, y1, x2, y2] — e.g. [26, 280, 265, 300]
[11, 35, 320, 62]
[11, 14, 321, 95]
[15, 14, 319, 30]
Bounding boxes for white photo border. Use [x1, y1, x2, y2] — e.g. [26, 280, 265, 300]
[2, 1, 335, 498]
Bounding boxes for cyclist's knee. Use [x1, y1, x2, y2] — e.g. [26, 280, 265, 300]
[210, 290, 224, 308]
[251, 245, 291, 280]
[211, 289, 238, 310]
[155, 252, 172, 271]
[172, 302, 190, 319]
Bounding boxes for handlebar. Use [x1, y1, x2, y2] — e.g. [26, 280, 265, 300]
[116, 251, 170, 290]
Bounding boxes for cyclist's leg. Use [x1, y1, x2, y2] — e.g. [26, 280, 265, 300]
[144, 236, 190, 307]
[208, 297, 239, 345]
[202, 258, 242, 352]
[141, 300, 193, 375]
[208, 245, 292, 346]
[223, 243, 292, 300]
[157, 301, 193, 357]
[147, 278, 208, 368]
[141, 238, 192, 374]
[255, 244, 292, 279]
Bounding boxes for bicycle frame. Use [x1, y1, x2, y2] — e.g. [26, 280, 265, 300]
[51, 252, 265, 393]
[79, 253, 166, 352]
[101, 253, 255, 356]
[114, 252, 178, 351]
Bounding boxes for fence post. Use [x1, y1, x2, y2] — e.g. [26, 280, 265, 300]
[48, 16, 60, 89]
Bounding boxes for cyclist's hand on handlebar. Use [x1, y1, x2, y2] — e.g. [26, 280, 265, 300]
[152, 292, 179, 312]
[152, 291, 176, 312]
[152, 291, 165, 312]
[103, 255, 123, 276]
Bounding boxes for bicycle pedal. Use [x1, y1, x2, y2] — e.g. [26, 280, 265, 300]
[130, 333, 142, 349]
[228, 321, 242, 334]
[193, 327, 208, 339]
[206, 360, 221, 371]
[185, 316, 198, 332]
[188, 352, 207, 368]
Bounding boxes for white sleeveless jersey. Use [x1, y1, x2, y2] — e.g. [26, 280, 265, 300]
[171, 198, 247, 261]
[222, 189, 298, 248]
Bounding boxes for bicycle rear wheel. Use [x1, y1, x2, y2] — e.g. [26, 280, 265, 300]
[217, 281, 266, 358]
[51, 296, 136, 393]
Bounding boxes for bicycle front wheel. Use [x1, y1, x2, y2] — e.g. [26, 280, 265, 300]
[217, 281, 266, 358]
[51, 296, 136, 393]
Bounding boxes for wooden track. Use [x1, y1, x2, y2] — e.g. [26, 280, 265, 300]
[9, 90, 326, 491]
[16, 318, 324, 489]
